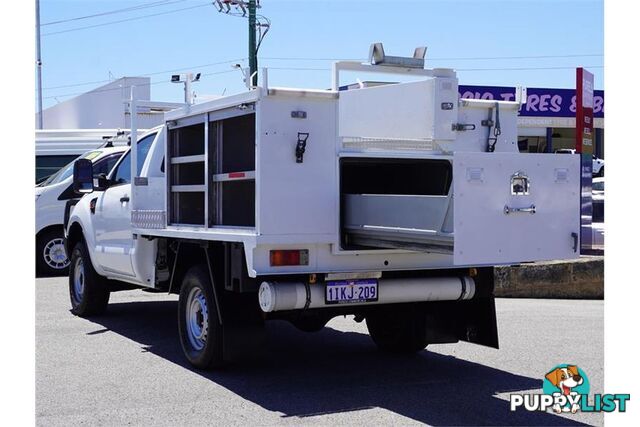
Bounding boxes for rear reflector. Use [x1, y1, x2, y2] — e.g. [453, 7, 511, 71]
[270, 249, 309, 266]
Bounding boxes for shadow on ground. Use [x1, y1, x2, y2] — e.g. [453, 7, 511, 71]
[86, 300, 588, 426]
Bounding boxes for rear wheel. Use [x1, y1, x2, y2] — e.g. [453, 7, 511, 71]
[366, 306, 429, 353]
[69, 240, 110, 316]
[290, 313, 330, 333]
[36, 228, 70, 276]
[178, 265, 223, 369]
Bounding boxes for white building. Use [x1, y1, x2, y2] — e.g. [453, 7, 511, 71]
[35, 77, 184, 181]
[39, 77, 183, 130]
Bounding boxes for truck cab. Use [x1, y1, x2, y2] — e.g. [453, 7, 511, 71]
[66, 127, 164, 283]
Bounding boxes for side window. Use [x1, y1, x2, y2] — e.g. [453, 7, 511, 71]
[112, 133, 156, 184]
[93, 154, 123, 177]
[35, 155, 78, 183]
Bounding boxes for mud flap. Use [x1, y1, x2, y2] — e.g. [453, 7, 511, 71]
[455, 296, 499, 349]
[221, 292, 267, 363]
[424, 268, 499, 349]
[455, 267, 499, 348]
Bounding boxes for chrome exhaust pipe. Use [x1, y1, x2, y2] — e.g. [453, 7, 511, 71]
[258, 276, 475, 313]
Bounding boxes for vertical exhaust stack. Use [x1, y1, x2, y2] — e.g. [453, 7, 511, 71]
[258, 276, 475, 313]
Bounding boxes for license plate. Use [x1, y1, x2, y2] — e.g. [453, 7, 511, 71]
[325, 279, 378, 305]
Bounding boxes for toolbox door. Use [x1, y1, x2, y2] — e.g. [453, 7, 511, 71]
[453, 152, 581, 265]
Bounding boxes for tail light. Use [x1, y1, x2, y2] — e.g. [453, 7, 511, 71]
[270, 249, 309, 266]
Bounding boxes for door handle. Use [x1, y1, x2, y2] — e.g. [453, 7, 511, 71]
[120, 195, 130, 203]
[504, 204, 536, 215]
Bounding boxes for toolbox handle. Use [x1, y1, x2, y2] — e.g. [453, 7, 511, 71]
[503, 204, 536, 215]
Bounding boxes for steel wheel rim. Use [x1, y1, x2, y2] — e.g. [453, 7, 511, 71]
[43, 238, 70, 269]
[186, 287, 208, 351]
[72, 256, 84, 305]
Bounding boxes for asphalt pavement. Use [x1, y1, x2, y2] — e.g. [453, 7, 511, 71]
[36, 276, 604, 426]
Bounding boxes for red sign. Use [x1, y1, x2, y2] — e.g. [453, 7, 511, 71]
[576, 68, 594, 155]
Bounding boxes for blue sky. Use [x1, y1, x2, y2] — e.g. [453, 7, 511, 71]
[38, 0, 604, 109]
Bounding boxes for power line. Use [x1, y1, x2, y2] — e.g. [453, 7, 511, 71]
[266, 65, 604, 72]
[41, 0, 184, 26]
[143, 58, 245, 77]
[43, 58, 245, 91]
[43, 61, 603, 93]
[261, 53, 603, 62]
[435, 53, 603, 61]
[42, 3, 211, 37]
[457, 65, 604, 71]
[43, 69, 238, 100]
[42, 63, 604, 100]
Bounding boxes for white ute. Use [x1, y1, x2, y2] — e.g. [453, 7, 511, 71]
[65, 45, 581, 369]
[36, 145, 127, 275]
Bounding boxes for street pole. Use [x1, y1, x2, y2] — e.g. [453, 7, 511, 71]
[248, 0, 257, 86]
[185, 73, 193, 104]
[36, 0, 44, 129]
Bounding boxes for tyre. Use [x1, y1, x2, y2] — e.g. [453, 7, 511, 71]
[36, 228, 70, 276]
[178, 265, 223, 369]
[69, 240, 110, 316]
[366, 306, 429, 353]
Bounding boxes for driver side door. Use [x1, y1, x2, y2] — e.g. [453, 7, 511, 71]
[92, 133, 157, 278]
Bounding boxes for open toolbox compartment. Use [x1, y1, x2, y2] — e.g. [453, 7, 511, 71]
[341, 153, 581, 265]
[341, 157, 454, 253]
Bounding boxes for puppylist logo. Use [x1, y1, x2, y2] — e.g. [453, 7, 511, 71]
[510, 364, 630, 414]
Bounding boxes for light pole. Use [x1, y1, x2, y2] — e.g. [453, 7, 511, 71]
[248, 0, 257, 87]
[171, 73, 201, 104]
[214, 0, 269, 88]
[36, 0, 43, 129]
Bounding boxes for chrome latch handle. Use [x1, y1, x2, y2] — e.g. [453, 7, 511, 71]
[504, 204, 536, 215]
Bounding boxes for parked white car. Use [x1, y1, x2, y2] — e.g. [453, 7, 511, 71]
[554, 148, 604, 176]
[36, 129, 132, 183]
[591, 192, 604, 251]
[592, 177, 604, 196]
[35, 146, 127, 275]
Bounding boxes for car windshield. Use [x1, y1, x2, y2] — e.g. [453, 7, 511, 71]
[39, 150, 102, 186]
[592, 181, 604, 191]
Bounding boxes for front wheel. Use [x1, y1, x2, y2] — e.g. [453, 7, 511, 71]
[69, 240, 110, 316]
[366, 306, 429, 353]
[37, 228, 70, 276]
[178, 265, 223, 369]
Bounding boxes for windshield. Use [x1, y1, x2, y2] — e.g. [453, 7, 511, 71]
[592, 181, 604, 191]
[39, 150, 102, 186]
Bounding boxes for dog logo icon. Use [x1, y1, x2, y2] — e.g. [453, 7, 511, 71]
[543, 365, 590, 413]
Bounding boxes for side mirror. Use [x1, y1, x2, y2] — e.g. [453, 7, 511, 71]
[95, 173, 110, 190]
[73, 159, 94, 194]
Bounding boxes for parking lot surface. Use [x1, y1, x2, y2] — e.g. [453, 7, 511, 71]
[36, 277, 603, 426]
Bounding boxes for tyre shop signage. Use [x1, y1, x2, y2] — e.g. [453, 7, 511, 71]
[459, 85, 604, 118]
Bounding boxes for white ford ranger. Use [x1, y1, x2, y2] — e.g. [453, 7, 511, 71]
[65, 54, 581, 370]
